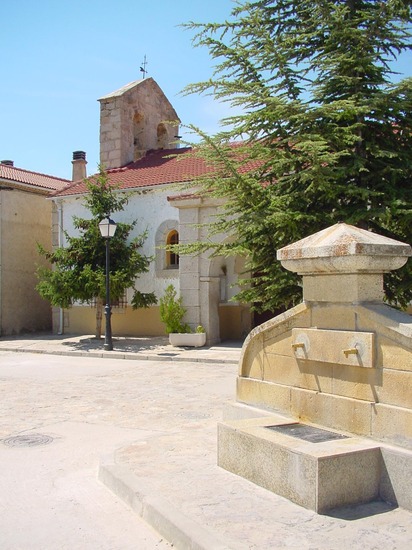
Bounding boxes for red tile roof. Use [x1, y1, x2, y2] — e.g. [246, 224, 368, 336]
[0, 163, 70, 192]
[53, 145, 262, 198]
[53, 148, 211, 197]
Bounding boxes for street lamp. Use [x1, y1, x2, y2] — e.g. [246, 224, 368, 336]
[98, 217, 117, 351]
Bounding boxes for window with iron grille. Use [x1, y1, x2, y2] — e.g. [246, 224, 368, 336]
[90, 293, 128, 310]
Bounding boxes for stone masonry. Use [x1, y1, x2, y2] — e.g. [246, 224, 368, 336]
[98, 78, 180, 169]
[219, 223, 412, 512]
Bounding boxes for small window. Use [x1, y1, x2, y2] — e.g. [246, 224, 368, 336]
[166, 230, 179, 268]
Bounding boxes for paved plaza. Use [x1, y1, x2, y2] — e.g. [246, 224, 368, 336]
[0, 335, 411, 549]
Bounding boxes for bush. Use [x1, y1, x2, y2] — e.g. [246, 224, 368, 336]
[159, 284, 191, 334]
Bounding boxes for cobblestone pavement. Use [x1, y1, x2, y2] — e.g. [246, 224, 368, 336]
[0, 351, 174, 550]
[0, 338, 411, 549]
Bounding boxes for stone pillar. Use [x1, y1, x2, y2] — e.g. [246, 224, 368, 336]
[277, 222, 411, 304]
[200, 276, 221, 345]
[177, 199, 201, 330]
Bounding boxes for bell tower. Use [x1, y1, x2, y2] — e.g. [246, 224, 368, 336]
[98, 77, 180, 170]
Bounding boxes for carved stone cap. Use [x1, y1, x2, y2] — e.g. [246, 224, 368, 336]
[277, 223, 411, 275]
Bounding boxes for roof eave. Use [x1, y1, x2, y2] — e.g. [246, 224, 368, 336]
[0, 177, 57, 194]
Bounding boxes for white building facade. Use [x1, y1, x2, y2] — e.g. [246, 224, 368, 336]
[52, 78, 251, 344]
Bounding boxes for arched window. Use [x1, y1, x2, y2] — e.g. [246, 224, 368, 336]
[157, 122, 168, 149]
[166, 230, 179, 268]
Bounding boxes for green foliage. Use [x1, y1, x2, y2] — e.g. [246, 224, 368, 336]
[36, 166, 156, 311]
[159, 284, 191, 334]
[195, 325, 206, 333]
[181, 0, 412, 311]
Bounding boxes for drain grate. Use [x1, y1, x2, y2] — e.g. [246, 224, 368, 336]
[266, 423, 348, 443]
[3, 433, 54, 448]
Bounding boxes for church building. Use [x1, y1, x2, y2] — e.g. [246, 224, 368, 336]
[52, 78, 252, 344]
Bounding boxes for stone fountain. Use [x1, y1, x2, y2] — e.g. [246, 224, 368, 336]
[218, 223, 412, 513]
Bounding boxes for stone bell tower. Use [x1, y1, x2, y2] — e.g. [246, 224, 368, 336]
[98, 77, 180, 170]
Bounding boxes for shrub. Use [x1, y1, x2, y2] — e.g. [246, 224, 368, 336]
[159, 284, 191, 334]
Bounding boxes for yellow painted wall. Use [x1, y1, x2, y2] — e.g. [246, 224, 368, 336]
[66, 305, 165, 336]
[61, 303, 249, 340]
[0, 189, 52, 334]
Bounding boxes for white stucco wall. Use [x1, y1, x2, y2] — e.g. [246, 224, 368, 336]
[54, 183, 251, 340]
[59, 184, 180, 304]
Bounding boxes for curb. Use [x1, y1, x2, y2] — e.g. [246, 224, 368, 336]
[98, 460, 249, 550]
[0, 346, 239, 365]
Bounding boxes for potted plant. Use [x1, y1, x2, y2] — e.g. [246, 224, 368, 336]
[159, 284, 206, 347]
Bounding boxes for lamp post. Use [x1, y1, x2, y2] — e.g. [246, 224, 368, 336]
[98, 217, 117, 351]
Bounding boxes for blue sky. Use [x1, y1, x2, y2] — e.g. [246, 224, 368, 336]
[1, 0, 411, 180]
[0, 0, 235, 179]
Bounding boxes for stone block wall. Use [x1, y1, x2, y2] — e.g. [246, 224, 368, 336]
[99, 78, 180, 169]
[237, 223, 412, 451]
[238, 302, 412, 449]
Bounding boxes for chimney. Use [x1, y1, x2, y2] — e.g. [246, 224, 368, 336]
[72, 151, 87, 181]
[1, 160, 14, 166]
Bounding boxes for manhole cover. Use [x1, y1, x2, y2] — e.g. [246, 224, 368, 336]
[3, 434, 54, 447]
[266, 423, 348, 443]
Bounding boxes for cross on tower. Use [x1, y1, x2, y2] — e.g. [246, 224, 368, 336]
[140, 55, 148, 79]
